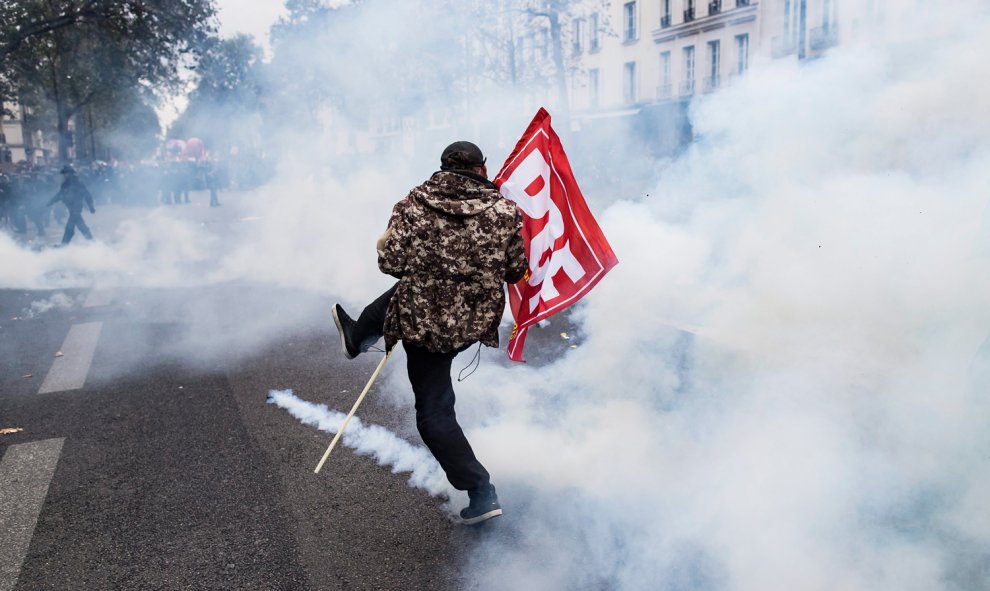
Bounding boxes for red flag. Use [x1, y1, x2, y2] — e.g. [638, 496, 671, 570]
[494, 108, 619, 362]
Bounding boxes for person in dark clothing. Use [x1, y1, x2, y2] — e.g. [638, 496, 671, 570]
[332, 141, 528, 525]
[48, 165, 95, 245]
[23, 173, 51, 238]
[204, 160, 221, 207]
[0, 173, 27, 234]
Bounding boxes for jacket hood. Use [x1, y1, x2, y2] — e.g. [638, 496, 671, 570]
[410, 170, 501, 217]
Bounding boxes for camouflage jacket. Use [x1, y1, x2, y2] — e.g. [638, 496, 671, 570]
[379, 170, 528, 353]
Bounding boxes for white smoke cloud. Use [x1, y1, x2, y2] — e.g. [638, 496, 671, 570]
[2, 2, 988, 589]
[441, 9, 990, 591]
[20, 291, 78, 318]
[266, 388, 453, 500]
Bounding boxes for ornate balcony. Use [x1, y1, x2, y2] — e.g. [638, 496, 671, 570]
[679, 79, 696, 96]
[661, 14, 672, 28]
[656, 84, 672, 101]
[684, 7, 695, 22]
[709, 0, 721, 15]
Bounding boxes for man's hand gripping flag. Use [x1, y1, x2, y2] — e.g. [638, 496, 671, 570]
[494, 108, 619, 362]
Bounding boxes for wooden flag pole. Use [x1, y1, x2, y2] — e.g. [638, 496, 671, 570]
[314, 349, 393, 474]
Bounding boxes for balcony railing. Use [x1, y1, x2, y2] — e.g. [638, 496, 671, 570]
[709, 0, 721, 15]
[771, 35, 796, 58]
[702, 75, 720, 93]
[679, 79, 696, 96]
[661, 14, 672, 28]
[809, 25, 839, 50]
[684, 7, 695, 22]
[656, 84, 672, 100]
[736, 0, 750, 6]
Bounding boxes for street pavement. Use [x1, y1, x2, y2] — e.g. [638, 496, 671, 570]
[0, 191, 579, 590]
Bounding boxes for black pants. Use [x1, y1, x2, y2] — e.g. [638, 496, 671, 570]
[355, 283, 490, 492]
[352, 282, 397, 347]
[61, 210, 92, 244]
[405, 343, 491, 492]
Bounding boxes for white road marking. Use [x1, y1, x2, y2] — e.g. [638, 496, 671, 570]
[38, 322, 103, 394]
[83, 289, 111, 308]
[0, 438, 65, 591]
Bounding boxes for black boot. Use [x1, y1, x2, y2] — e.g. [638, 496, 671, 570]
[460, 484, 502, 525]
[332, 304, 362, 359]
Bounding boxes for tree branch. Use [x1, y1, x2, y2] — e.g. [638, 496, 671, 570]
[1, 0, 105, 58]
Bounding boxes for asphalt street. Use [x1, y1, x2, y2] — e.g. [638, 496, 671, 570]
[0, 192, 579, 590]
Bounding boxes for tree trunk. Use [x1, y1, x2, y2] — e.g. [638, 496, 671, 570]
[88, 107, 97, 163]
[49, 64, 72, 165]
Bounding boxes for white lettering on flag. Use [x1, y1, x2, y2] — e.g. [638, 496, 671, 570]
[501, 142, 587, 312]
[494, 107, 619, 361]
[528, 240, 586, 312]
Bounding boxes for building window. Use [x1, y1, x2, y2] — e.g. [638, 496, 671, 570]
[623, 61, 637, 103]
[682, 45, 695, 95]
[571, 19, 583, 55]
[661, 0, 672, 27]
[784, 0, 793, 38]
[823, 0, 835, 29]
[659, 51, 672, 100]
[736, 33, 749, 74]
[685, 0, 696, 22]
[590, 12, 601, 51]
[706, 40, 720, 91]
[623, 2, 637, 42]
[589, 68, 600, 107]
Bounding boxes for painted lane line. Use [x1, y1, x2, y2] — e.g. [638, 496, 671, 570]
[83, 289, 112, 308]
[0, 438, 65, 591]
[38, 322, 103, 394]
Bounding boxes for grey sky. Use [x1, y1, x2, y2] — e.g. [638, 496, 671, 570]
[215, 0, 288, 50]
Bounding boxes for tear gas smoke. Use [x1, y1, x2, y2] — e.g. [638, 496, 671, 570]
[1, 2, 988, 590]
[21, 292, 78, 318]
[443, 9, 990, 591]
[266, 389, 452, 500]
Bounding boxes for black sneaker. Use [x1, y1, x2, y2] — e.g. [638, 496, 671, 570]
[332, 304, 361, 359]
[460, 485, 502, 525]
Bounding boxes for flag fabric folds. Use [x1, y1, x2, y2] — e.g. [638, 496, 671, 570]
[494, 108, 619, 362]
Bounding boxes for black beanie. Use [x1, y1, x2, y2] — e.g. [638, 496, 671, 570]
[440, 141, 486, 171]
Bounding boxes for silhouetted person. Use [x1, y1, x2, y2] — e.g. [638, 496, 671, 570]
[48, 165, 95, 245]
[6, 175, 28, 235]
[23, 172, 51, 238]
[205, 160, 221, 207]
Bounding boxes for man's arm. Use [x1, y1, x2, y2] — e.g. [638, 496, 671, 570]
[377, 202, 409, 279]
[80, 182, 95, 212]
[504, 208, 528, 284]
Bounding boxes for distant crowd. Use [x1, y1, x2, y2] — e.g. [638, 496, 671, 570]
[0, 159, 236, 242]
